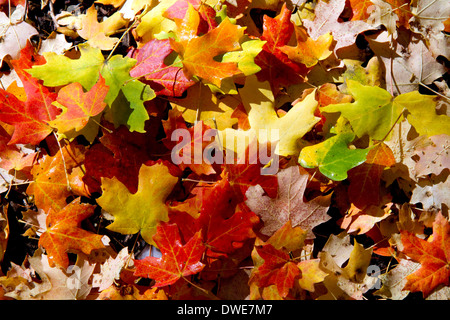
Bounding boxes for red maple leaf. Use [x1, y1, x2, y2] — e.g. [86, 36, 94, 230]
[82, 117, 171, 194]
[0, 42, 59, 145]
[134, 223, 205, 287]
[251, 243, 300, 297]
[164, 0, 218, 33]
[401, 212, 450, 297]
[129, 38, 195, 97]
[254, 3, 309, 92]
[162, 108, 217, 176]
[171, 178, 259, 257]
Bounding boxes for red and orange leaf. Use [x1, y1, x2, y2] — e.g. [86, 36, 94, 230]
[170, 178, 259, 257]
[254, 3, 309, 91]
[134, 223, 205, 287]
[401, 212, 450, 297]
[252, 243, 300, 297]
[82, 118, 168, 194]
[222, 141, 279, 201]
[348, 0, 374, 21]
[162, 108, 216, 175]
[129, 39, 195, 97]
[38, 197, 106, 268]
[164, 0, 217, 33]
[0, 127, 36, 171]
[0, 43, 59, 145]
[26, 141, 88, 213]
[280, 25, 333, 68]
[49, 76, 108, 133]
[347, 142, 396, 209]
[170, 6, 245, 87]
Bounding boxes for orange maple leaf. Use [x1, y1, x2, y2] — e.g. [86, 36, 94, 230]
[39, 197, 106, 268]
[280, 25, 334, 68]
[134, 223, 205, 287]
[170, 5, 244, 87]
[49, 76, 108, 133]
[401, 212, 450, 297]
[26, 142, 89, 213]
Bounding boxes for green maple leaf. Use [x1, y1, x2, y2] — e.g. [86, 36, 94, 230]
[26, 44, 154, 132]
[298, 132, 369, 181]
[322, 80, 400, 140]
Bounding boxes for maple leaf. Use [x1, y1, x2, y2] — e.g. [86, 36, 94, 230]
[0, 127, 36, 172]
[170, 177, 259, 257]
[322, 80, 401, 141]
[26, 142, 89, 213]
[348, 0, 374, 21]
[129, 38, 195, 96]
[245, 165, 331, 239]
[303, 0, 375, 52]
[49, 76, 108, 136]
[394, 91, 450, 137]
[0, 43, 59, 145]
[168, 83, 239, 130]
[0, 10, 38, 64]
[366, 30, 446, 95]
[347, 142, 396, 208]
[254, 3, 309, 90]
[251, 243, 300, 298]
[162, 108, 216, 175]
[222, 155, 279, 202]
[26, 44, 154, 132]
[82, 117, 168, 194]
[134, 223, 205, 287]
[96, 162, 179, 245]
[280, 25, 334, 68]
[400, 212, 450, 297]
[299, 132, 369, 181]
[164, 0, 218, 33]
[220, 75, 320, 157]
[39, 197, 106, 268]
[170, 5, 245, 87]
[413, 135, 450, 177]
[78, 5, 129, 50]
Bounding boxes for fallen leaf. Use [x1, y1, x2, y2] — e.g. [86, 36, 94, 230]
[39, 198, 106, 268]
[347, 143, 396, 208]
[245, 165, 330, 238]
[78, 5, 129, 50]
[299, 132, 369, 181]
[0, 9, 38, 63]
[303, 0, 375, 52]
[413, 134, 450, 177]
[400, 212, 450, 298]
[134, 223, 205, 287]
[280, 25, 333, 68]
[129, 38, 195, 97]
[26, 141, 89, 213]
[0, 43, 59, 145]
[170, 5, 245, 87]
[49, 76, 108, 135]
[96, 162, 178, 245]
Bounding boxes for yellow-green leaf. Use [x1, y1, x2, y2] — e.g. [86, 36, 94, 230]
[298, 132, 369, 181]
[96, 163, 178, 246]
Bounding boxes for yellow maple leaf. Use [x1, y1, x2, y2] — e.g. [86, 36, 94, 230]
[220, 75, 320, 157]
[78, 5, 129, 50]
[96, 163, 178, 246]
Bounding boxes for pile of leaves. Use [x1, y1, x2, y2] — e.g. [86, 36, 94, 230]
[0, 0, 449, 300]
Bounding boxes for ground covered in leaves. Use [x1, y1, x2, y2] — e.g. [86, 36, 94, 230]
[0, 0, 449, 300]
